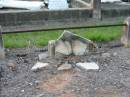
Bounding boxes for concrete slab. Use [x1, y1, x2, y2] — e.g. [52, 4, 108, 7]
[76, 62, 99, 70]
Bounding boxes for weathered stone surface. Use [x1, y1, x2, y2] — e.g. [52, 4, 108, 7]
[57, 63, 72, 71]
[31, 62, 49, 71]
[38, 52, 48, 60]
[76, 62, 99, 70]
[72, 40, 88, 55]
[54, 30, 97, 56]
[55, 40, 72, 55]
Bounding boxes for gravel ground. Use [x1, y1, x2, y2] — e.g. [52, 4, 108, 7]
[0, 41, 130, 97]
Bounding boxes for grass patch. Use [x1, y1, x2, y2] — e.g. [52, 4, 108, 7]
[3, 26, 122, 48]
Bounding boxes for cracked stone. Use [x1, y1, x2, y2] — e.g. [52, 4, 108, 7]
[55, 30, 97, 56]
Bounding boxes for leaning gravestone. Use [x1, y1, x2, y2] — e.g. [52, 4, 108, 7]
[48, 30, 97, 57]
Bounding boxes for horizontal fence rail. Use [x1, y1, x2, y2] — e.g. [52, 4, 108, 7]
[2, 23, 126, 34]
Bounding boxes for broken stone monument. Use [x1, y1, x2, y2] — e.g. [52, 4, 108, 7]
[48, 30, 97, 57]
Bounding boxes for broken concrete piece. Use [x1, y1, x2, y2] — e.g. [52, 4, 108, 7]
[48, 40, 56, 57]
[38, 53, 48, 60]
[57, 63, 72, 71]
[54, 30, 97, 56]
[31, 62, 49, 71]
[72, 40, 88, 55]
[0, 0, 45, 10]
[55, 40, 72, 55]
[76, 62, 99, 70]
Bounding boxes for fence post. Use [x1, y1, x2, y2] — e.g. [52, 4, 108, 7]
[0, 26, 5, 59]
[91, 0, 101, 20]
[121, 17, 130, 47]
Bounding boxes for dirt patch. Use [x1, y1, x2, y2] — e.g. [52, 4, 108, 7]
[96, 86, 122, 97]
[58, 92, 76, 97]
[38, 70, 73, 93]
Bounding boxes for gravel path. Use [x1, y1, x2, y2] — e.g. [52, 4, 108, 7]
[1, 41, 130, 97]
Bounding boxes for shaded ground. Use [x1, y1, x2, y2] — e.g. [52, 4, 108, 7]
[1, 40, 130, 97]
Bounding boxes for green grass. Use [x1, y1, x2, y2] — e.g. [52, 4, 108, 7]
[3, 26, 122, 48]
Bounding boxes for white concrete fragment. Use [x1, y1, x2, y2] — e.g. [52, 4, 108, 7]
[31, 62, 49, 71]
[0, 0, 45, 10]
[48, 0, 68, 10]
[57, 63, 72, 70]
[76, 62, 99, 70]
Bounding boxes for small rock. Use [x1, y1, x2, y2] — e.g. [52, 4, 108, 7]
[28, 82, 33, 86]
[112, 52, 117, 56]
[38, 53, 48, 60]
[31, 62, 49, 71]
[35, 94, 45, 97]
[21, 90, 24, 93]
[76, 62, 99, 70]
[7, 60, 16, 71]
[57, 63, 72, 71]
[102, 53, 111, 58]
